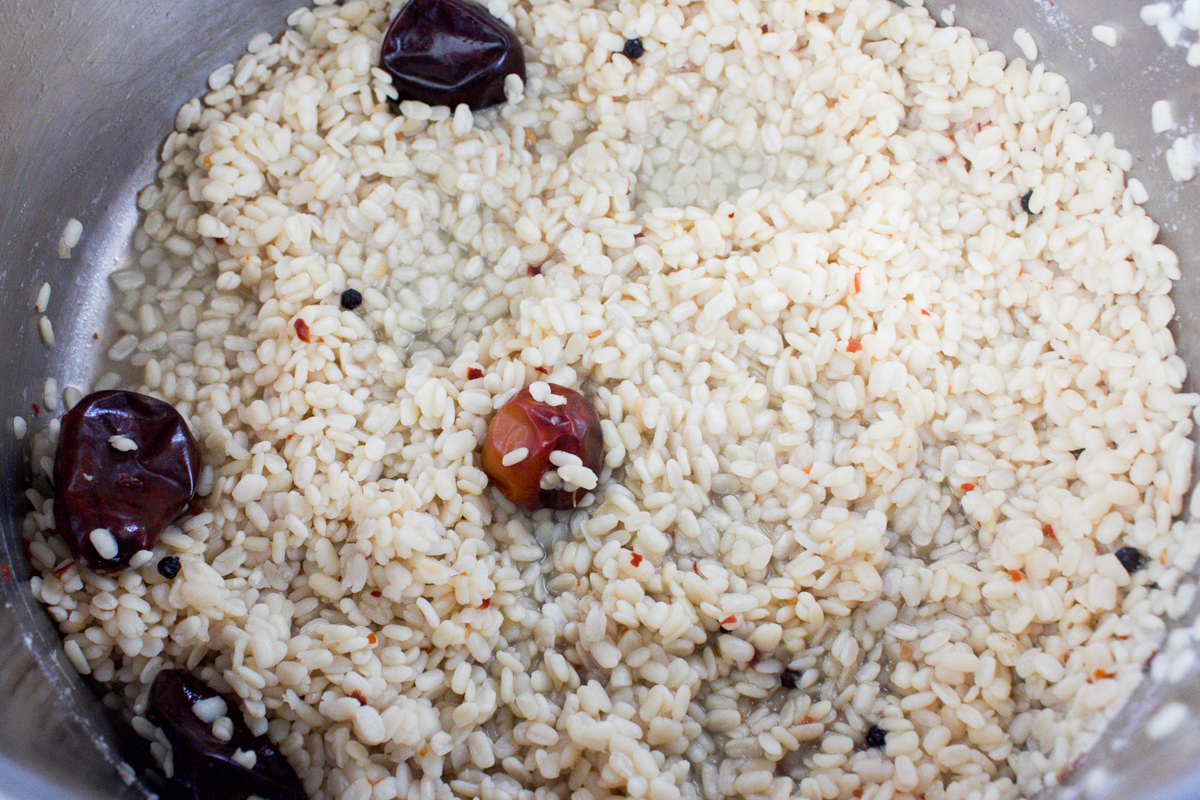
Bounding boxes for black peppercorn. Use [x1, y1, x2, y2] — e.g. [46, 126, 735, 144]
[864, 725, 887, 748]
[1114, 546, 1146, 574]
[1020, 190, 1035, 215]
[157, 556, 181, 579]
[779, 668, 799, 690]
[622, 38, 645, 60]
[340, 288, 363, 310]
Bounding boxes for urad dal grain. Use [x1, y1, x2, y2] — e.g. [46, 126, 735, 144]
[21, 1, 1200, 800]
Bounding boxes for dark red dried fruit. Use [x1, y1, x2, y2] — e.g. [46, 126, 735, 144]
[53, 391, 200, 571]
[148, 669, 306, 800]
[481, 385, 602, 511]
[380, 0, 525, 111]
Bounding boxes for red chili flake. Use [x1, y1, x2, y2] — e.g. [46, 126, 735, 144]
[721, 614, 737, 626]
[1008, 568, 1022, 582]
[961, 482, 976, 492]
[853, 272, 861, 294]
[630, 552, 643, 567]
[479, 597, 492, 609]
[846, 340, 863, 353]
[920, 309, 931, 317]
[1043, 524, 1056, 539]
[467, 367, 484, 380]
[1094, 669, 1115, 680]
[728, 212, 735, 218]
[367, 632, 377, 645]
[294, 318, 311, 342]
[760, 24, 769, 33]
[188, 499, 206, 516]
[53, 561, 75, 579]
[535, 366, 549, 374]
[936, 155, 947, 163]
[31, 403, 40, 417]
[0, 563, 10, 582]
[92, 332, 100, 340]
[349, 690, 367, 704]
[370, 590, 382, 598]
[527, 264, 542, 276]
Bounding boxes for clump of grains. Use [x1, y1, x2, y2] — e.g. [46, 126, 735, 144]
[1013, 27, 1039, 60]
[21, 1, 1200, 800]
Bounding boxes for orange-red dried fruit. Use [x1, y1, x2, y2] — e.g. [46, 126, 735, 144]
[481, 385, 603, 511]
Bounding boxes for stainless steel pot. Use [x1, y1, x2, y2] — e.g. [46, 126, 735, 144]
[1, 1, 1198, 798]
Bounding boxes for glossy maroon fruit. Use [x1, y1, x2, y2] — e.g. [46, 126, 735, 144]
[148, 669, 307, 800]
[53, 391, 201, 571]
[380, 0, 525, 111]
[481, 385, 603, 511]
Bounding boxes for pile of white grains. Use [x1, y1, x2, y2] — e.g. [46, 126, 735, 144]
[21, 0, 1200, 799]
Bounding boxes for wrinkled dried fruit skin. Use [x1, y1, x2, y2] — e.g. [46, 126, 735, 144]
[149, 669, 307, 800]
[53, 391, 200, 571]
[381, 0, 525, 110]
[481, 385, 602, 511]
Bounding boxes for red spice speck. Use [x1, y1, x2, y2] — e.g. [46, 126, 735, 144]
[349, 690, 367, 704]
[846, 340, 863, 353]
[527, 264, 542, 276]
[370, 590, 382, 598]
[920, 309, 931, 317]
[728, 212, 735, 218]
[961, 482, 976, 492]
[535, 366, 549, 374]
[1094, 669, 1114, 680]
[1008, 568, 1022, 582]
[721, 614, 738, 626]
[53, 560, 75, 579]
[467, 367, 484, 381]
[31, 403, 40, 417]
[631, 552, 643, 567]
[294, 318, 311, 342]
[0, 563, 10, 582]
[853, 272, 861, 294]
[1043, 523, 1056, 539]
[367, 632, 377, 645]
[480, 597, 491, 609]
